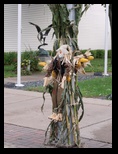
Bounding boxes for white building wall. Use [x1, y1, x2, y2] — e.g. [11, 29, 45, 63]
[78, 4, 111, 50]
[22, 4, 54, 51]
[4, 4, 54, 52]
[4, 4, 18, 52]
[4, 4, 111, 52]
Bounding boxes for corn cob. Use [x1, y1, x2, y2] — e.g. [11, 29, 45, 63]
[79, 58, 89, 63]
[66, 75, 71, 82]
[51, 70, 57, 78]
[39, 62, 47, 67]
[87, 56, 94, 60]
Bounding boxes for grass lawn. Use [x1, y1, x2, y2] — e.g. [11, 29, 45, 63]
[4, 65, 16, 78]
[78, 76, 112, 98]
[84, 58, 112, 73]
[25, 76, 112, 99]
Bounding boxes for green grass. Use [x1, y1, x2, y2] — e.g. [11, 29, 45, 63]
[4, 65, 17, 78]
[85, 58, 112, 72]
[25, 76, 112, 99]
[25, 86, 45, 92]
[78, 76, 112, 98]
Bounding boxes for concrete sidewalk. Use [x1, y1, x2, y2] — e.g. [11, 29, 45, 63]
[4, 72, 45, 84]
[4, 87, 112, 148]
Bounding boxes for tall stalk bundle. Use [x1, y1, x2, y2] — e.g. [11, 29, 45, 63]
[41, 4, 91, 148]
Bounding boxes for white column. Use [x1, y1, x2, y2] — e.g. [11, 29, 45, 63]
[103, 4, 109, 76]
[66, 4, 75, 51]
[15, 4, 24, 87]
[67, 4, 75, 21]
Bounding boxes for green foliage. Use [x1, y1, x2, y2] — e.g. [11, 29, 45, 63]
[108, 50, 112, 58]
[20, 51, 40, 73]
[20, 59, 31, 75]
[48, 49, 112, 59]
[4, 52, 17, 65]
[4, 50, 112, 76]
[80, 49, 112, 58]
[21, 69, 32, 75]
[4, 51, 42, 75]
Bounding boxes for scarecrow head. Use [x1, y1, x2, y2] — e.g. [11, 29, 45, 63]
[55, 44, 72, 62]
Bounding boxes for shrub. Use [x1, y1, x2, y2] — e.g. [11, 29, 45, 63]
[80, 49, 112, 59]
[13, 50, 42, 75]
[95, 50, 104, 58]
[4, 49, 112, 75]
[21, 59, 31, 75]
[4, 52, 17, 65]
[108, 50, 112, 58]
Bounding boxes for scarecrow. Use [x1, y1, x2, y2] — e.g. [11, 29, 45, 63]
[39, 45, 94, 122]
[39, 44, 94, 147]
[42, 44, 72, 121]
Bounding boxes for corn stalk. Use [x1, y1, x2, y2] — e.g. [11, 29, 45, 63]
[43, 4, 90, 148]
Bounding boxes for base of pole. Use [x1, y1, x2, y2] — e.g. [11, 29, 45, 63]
[15, 83, 24, 87]
[102, 73, 109, 76]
